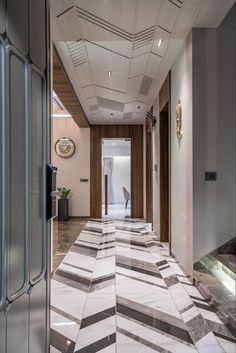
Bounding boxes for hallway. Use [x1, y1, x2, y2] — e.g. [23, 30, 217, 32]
[50, 220, 235, 353]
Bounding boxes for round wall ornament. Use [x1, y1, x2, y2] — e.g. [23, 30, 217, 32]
[55, 137, 76, 158]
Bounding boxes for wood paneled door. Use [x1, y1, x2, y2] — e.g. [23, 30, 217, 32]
[90, 125, 143, 219]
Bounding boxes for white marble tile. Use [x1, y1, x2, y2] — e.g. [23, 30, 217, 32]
[51, 279, 87, 320]
[117, 332, 158, 353]
[182, 283, 205, 299]
[83, 290, 116, 318]
[92, 256, 115, 278]
[74, 316, 116, 351]
[198, 308, 224, 325]
[215, 336, 236, 353]
[116, 274, 182, 319]
[168, 262, 186, 277]
[168, 283, 194, 312]
[196, 332, 225, 353]
[59, 263, 92, 280]
[182, 306, 200, 323]
[63, 251, 96, 271]
[117, 316, 198, 353]
[116, 266, 166, 288]
[76, 233, 101, 245]
[51, 310, 79, 342]
[97, 247, 116, 259]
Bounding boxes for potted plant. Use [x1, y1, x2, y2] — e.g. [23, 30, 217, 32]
[57, 187, 71, 221]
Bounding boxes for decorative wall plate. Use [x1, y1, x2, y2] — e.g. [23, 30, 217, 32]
[55, 137, 76, 158]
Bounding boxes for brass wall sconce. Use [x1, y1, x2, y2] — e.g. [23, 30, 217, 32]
[176, 100, 182, 140]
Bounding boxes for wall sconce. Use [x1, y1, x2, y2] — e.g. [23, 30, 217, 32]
[146, 111, 157, 129]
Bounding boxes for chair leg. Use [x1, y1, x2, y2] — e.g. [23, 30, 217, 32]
[125, 200, 128, 209]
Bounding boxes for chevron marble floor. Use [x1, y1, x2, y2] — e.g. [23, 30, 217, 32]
[50, 220, 235, 353]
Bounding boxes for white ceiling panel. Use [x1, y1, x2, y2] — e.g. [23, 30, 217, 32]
[83, 85, 96, 99]
[86, 41, 129, 92]
[74, 63, 93, 87]
[79, 18, 132, 57]
[135, 0, 162, 33]
[95, 86, 126, 103]
[145, 53, 162, 78]
[56, 6, 81, 41]
[158, 0, 180, 33]
[130, 54, 149, 78]
[132, 43, 153, 57]
[51, 0, 74, 17]
[51, 0, 233, 124]
[151, 38, 169, 57]
[126, 76, 143, 102]
[75, 0, 136, 33]
[86, 96, 98, 106]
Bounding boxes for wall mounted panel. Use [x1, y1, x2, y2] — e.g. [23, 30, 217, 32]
[6, 46, 27, 301]
[6, 0, 28, 55]
[0, 0, 6, 35]
[29, 0, 46, 70]
[29, 66, 46, 284]
[6, 294, 29, 353]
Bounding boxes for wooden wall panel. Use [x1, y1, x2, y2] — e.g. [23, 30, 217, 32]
[90, 125, 143, 219]
[53, 47, 89, 128]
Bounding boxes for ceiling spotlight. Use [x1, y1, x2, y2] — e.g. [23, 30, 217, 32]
[110, 112, 113, 116]
[157, 39, 163, 47]
[112, 142, 116, 146]
[108, 70, 112, 76]
[137, 106, 141, 109]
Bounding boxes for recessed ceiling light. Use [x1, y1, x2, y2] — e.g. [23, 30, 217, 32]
[112, 142, 116, 146]
[157, 39, 163, 47]
[110, 113, 113, 116]
[137, 106, 141, 109]
[108, 70, 112, 76]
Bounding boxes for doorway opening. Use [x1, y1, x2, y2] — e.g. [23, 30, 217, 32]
[102, 139, 131, 219]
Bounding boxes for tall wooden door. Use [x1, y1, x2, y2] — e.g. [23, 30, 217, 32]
[0, 1, 50, 352]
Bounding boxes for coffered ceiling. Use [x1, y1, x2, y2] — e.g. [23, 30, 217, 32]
[51, 0, 235, 125]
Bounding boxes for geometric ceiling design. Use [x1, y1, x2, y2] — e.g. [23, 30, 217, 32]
[51, 0, 235, 124]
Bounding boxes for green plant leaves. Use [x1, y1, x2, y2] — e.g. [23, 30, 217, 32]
[57, 187, 71, 199]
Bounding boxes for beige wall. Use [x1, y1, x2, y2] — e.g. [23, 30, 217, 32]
[152, 33, 193, 274]
[170, 33, 193, 274]
[51, 118, 90, 217]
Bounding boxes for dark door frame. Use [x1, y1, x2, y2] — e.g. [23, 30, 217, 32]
[90, 125, 143, 219]
[159, 72, 171, 245]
